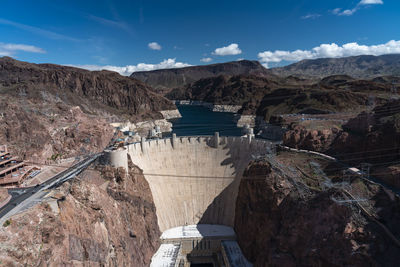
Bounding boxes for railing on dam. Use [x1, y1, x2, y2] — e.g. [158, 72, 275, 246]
[104, 133, 274, 172]
[125, 133, 273, 154]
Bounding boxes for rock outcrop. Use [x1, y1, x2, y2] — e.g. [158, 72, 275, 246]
[372, 165, 400, 189]
[167, 73, 386, 121]
[0, 57, 178, 162]
[0, 163, 161, 266]
[0, 56, 175, 120]
[330, 100, 400, 165]
[283, 124, 340, 152]
[159, 109, 182, 119]
[166, 75, 280, 114]
[0, 98, 114, 163]
[131, 60, 271, 91]
[234, 158, 400, 266]
[282, 100, 400, 189]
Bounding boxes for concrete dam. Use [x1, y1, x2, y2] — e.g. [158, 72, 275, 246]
[105, 133, 271, 266]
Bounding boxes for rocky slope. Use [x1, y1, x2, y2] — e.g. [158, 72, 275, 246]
[235, 157, 400, 266]
[0, 162, 161, 266]
[255, 87, 373, 120]
[0, 96, 114, 163]
[130, 60, 271, 92]
[283, 100, 400, 188]
[0, 57, 178, 162]
[271, 54, 400, 78]
[282, 124, 341, 152]
[131, 57, 400, 122]
[166, 74, 281, 114]
[167, 73, 385, 120]
[0, 56, 175, 120]
[284, 100, 400, 162]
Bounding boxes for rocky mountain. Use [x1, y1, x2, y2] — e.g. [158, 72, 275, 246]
[0, 163, 161, 266]
[130, 54, 400, 93]
[166, 73, 394, 120]
[271, 54, 400, 78]
[0, 56, 175, 120]
[166, 74, 281, 110]
[130, 60, 271, 92]
[235, 157, 400, 266]
[283, 100, 400, 189]
[0, 57, 177, 162]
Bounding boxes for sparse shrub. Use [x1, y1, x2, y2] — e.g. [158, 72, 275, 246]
[3, 219, 11, 227]
[50, 153, 62, 162]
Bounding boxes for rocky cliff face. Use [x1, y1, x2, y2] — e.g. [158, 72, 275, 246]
[0, 57, 177, 162]
[166, 72, 393, 120]
[166, 74, 280, 112]
[234, 158, 400, 266]
[0, 96, 114, 163]
[282, 100, 400, 189]
[283, 100, 400, 159]
[130, 60, 271, 91]
[255, 88, 371, 120]
[271, 54, 400, 78]
[283, 124, 340, 152]
[330, 100, 400, 164]
[0, 56, 175, 120]
[167, 74, 379, 119]
[0, 162, 161, 266]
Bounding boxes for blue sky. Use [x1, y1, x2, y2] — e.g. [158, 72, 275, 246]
[0, 0, 399, 75]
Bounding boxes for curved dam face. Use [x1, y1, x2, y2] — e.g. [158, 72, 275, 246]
[124, 135, 270, 232]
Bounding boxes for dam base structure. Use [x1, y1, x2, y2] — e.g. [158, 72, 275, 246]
[103, 133, 271, 266]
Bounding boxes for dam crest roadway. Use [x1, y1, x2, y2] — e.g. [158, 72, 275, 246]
[104, 133, 272, 266]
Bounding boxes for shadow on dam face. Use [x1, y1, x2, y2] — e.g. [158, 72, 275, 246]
[124, 135, 271, 232]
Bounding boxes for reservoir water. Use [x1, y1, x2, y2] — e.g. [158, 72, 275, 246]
[168, 105, 243, 136]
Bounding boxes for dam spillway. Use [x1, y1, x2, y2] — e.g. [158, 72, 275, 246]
[108, 134, 271, 232]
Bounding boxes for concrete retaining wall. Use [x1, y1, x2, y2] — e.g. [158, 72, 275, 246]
[126, 135, 271, 232]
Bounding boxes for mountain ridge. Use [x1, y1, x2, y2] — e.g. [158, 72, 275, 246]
[270, 54, 400, 78]
[130, 54, 400, 91]
[130, 60, 273, 92]
[0, 56, 175, 120]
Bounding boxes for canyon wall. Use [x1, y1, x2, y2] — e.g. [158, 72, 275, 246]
[0, 164, 161, 266]
[234, 159, 400, 266]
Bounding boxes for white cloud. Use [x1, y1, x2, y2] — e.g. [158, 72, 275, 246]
[333, 0, 383, 16]
[200, 57, 212, 63]
[360, 0, 383, 4]
[258, 40, 400, 68]
[333, 8, 357, 16]
[0, 42, 45, 56]
[148, 42, 161, 50]
[213, 43, 242, 56]
[72, 58, 191, 76]
[301, 14, 321, 19]
[0, 51, 12, 56]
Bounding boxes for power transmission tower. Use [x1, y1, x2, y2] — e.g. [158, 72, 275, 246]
[360, 163, 372, 179]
